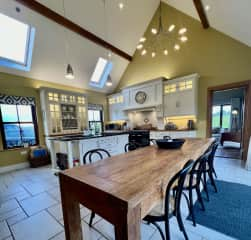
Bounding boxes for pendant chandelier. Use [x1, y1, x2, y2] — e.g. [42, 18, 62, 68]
[137, 0, 188, 58]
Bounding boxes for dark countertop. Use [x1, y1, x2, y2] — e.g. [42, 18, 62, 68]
[50, 132, 129, 142]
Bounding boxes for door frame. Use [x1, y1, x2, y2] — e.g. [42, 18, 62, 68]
[207, 80, 251, 160]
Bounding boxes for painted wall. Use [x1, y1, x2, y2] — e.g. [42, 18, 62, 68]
[117, 3, 251, 137]
[0, 72, 107, 167]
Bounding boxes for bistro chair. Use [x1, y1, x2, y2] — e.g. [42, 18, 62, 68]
[178, 152, 210, 226]
[124, 142, 139, 152]
[83, 148, 111, 226]
[143, 159, 194, 240]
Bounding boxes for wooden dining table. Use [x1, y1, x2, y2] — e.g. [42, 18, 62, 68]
[59, 138, 214, 240]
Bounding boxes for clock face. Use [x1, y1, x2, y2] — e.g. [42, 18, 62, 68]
[135, 91, 147, 104]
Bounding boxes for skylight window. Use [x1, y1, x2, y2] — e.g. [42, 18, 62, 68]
[89, 57, 113, 88]
[0, 13, 35, 71]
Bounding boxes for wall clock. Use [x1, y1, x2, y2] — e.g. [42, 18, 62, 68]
[135, 91, 147, 104]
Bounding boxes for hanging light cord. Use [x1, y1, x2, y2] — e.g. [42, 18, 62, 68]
[62, 0, 69, 64]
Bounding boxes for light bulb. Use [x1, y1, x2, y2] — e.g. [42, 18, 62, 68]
[174, 44, 180, 51]
[139, 37, 146, 43]
[151, 28, 158, 35]
[65, 64, 75, 79]
[180, 36, 188, 42]
[151, 52, 156, 58]
[163, 49, 168, 55]
[141, 49, 147, 56]
[118, 2, 124, 10]
[168, 24, 175, 32]
[205, 5, 210, 11]
[137, 44, 143, 50]
[179, 28, 187, 35]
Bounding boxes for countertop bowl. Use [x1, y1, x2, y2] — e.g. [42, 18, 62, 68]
[156, 139, 185, 149]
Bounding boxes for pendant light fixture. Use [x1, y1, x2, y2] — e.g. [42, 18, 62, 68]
[62, 0, 74, 79]
[137, 0, 188, 58]
[106, 75, 113, 86]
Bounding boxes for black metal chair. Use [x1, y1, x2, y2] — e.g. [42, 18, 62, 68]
[150, 138, 157, 145]
[143, 160, 194, 240]
[83, 148, 111, 226]
[179, 152, 210, 226]
[124, 142, 139, 152]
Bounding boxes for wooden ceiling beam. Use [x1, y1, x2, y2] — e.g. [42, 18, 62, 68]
[15, 0, 133, 61]
[193, 0, 210, 29]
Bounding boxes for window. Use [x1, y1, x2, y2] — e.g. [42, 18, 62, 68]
[88, 108, 103, 135]
[0, 104, 38, 149]
[0, 13, 35, 71]
[212, 104, 231, 130]
[89, 58, 113, 88]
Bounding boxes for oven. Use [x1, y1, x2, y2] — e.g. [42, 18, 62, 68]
[129, 130, 150, 147]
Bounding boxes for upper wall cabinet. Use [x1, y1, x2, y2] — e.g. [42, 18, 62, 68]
[164, 74, 199, 117]
[107, 92, 127, 121]
[122, 78, 164, 111]
[40, 88, 88, 136]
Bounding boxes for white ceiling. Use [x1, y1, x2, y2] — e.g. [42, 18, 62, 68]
[0, 0, 159, 93]
[165, 0, 251, 47]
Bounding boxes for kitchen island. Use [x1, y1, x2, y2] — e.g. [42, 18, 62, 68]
[48, 132, 129, 169]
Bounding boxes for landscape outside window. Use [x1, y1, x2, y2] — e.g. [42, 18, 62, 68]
[0, 104, 38, 149]
[212, 104, 231, 130]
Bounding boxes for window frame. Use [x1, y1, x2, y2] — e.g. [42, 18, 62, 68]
[88, 109, 104, 134]
[212, 104, 232, 130]
[0, 104, 39, 150]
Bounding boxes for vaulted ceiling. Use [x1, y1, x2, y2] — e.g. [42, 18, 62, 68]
[0, 0, 250, 94]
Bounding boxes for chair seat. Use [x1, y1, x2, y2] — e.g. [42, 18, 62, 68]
[148, 197, 175, 217]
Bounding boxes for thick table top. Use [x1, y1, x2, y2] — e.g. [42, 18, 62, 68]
[62, 138, 214, 217]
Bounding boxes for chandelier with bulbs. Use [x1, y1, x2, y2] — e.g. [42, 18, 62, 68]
[137, 1, 188, 58]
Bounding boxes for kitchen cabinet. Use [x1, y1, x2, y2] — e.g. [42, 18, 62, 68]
[108, 93, 127, 121]
[40, 87, 88, 136]
[164, 74, 199, 117]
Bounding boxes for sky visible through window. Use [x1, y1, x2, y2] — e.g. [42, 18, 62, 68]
[0, 13, 30, 64]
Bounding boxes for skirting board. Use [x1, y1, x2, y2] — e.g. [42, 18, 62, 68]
[0, 162, 29, 174]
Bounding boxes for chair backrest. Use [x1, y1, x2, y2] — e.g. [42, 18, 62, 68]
[207, 142, 218, 168]
[190, 151, 210, 186]
[83, 148, 111, 164]
[124, 142, 139, 152]
[164, 159, 194, 217]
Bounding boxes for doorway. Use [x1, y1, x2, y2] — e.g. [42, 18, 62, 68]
[207, 81, 251, 161]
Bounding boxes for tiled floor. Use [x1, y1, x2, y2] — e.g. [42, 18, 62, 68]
[0, 157, 250, 240]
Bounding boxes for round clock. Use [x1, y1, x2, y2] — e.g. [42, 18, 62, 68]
[135, 91, 147, 104]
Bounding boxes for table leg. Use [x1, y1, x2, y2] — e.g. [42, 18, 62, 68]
[114, 205, 141, 240]
[60, 176, 82, 240]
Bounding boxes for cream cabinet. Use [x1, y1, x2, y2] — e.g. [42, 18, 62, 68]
[40, 87, 88, 136]
[164, 74, 199, 117]
[108, 93, 127, 121]
[150, 131, 197, 140]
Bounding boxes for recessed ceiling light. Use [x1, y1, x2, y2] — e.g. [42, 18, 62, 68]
[168, 24, 175, 32]
[163, 49, 168, 55]
[118, 2, 124, 10]
[139, 37, 146, 43]
[151, 52, 156, 58]
[179, 28, 187, 35]
[151, 28, 158, 35]
[141, 49, 147, 56]
[205, 5, 211, 11]
[137, 44, 143, 50]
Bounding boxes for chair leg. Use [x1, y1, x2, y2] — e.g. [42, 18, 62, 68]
[165, 218, 171, 240]
[151, 222, 165, 240]
[188, 188, 196, 227]
[89, 211, 95, 227]
[208, 171, 218, 193]
[203, 172, 209, 201]
[196, 186, 205, 211]
[213, 167, 217, 178]
[176, 208, 189, 240]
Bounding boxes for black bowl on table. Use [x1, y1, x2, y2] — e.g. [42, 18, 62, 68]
[156, 138, 185, 149]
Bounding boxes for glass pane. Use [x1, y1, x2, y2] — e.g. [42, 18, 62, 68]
[0, 13, 29, 64]
[212, 106, 221, 129]
[88, 110, 94, 121]
[93, 110, 101, 121]
[222, 105, 231, 129]
[1, 104, 18, 122]
[3, 124, 22, 148]
[17, 105, 33, 122]
[20, 123, 36, 145]
[89, 122, 102, 135]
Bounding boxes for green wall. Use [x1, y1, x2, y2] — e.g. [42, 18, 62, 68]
[0, 72, 107, 167]
[117, 3, 251, 137]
